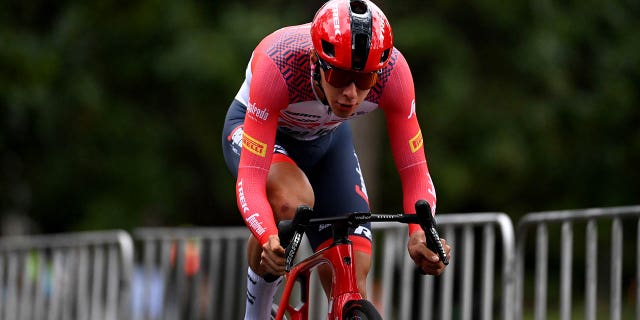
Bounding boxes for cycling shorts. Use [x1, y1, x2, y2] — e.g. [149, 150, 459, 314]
[222, 99, 373, 254]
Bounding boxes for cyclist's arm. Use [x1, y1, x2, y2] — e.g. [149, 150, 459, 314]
[236, 52, 289, 246]
[379, 51, 437, 236]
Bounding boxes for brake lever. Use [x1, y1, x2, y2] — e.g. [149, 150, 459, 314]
[284, 229, 303, 272]
[281, 205, 313, 272]
[263, 205, 313, 282]
[415, 200, 449, 265]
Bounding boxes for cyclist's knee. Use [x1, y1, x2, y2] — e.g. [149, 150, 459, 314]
[267, 163, 314, 221]
[269, 189, 314, 221]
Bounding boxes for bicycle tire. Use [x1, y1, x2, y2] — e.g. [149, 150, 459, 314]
[342, 300, 382, 320]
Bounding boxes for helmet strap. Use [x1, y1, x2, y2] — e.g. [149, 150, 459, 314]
[310, 50, 328, 105]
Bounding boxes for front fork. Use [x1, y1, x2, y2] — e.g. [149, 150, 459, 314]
[275, 243, 363, 320]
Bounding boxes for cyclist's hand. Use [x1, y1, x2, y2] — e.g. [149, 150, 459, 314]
[260, 234, 286, 276]
[408, 230, 451, 276]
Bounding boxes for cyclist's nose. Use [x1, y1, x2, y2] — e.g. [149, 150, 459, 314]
[341, 82, 358, 100]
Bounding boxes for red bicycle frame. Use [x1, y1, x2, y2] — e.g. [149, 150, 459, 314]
[271, 200, 447, 320]
[274, 240, 362, 320]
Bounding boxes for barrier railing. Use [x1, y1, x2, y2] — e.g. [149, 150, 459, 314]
[274, 213, 515, 320]
[514, 205, 640, 320]
[367, 213, 516, 320]
[132, 213, 516, 320]
[2, 204, 638, 320]
[0, 230, 134, 320]
[132, 227, 250, 320]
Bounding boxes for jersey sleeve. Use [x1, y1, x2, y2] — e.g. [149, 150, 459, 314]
[236, 51, 289, 246]
[379, 52, 437, 235]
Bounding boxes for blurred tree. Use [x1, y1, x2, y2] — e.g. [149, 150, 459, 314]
[1, 0, 638, 234]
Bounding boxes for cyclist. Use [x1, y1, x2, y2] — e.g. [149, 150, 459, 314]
[221, 0, 451, 318]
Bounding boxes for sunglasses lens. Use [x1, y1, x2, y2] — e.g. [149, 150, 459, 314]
[324, 69, 350, 87]
[324, 68, 378, 90]
[354, 72, 378, 90]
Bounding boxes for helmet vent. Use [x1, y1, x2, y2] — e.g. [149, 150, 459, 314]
[349, 0, 372, 70]
[322, 40, 335, 58]
[380, 48, 390, 64]
[350, 0, 367, 14]
[353, 34, 369, 70]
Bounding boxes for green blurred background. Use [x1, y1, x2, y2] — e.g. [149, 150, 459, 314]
[1, 0, 638, 235]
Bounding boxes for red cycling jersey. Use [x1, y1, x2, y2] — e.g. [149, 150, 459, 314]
[235, 23, 436, 246]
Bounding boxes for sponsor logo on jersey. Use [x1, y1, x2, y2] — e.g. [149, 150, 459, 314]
[238, 179, 266, 236]
[237, 179, 250, 214]
[242, 132, 267, 157]
[228, 125, 244, 145]
[246, 213, 266, 236]
[427, 172, 437, 214]
[247, 101, 269, 121]
[409, 129, 423, 153]
[354, 151, 370, 205]
[408, 99, 416, 119]
[228, 125, 244, 155]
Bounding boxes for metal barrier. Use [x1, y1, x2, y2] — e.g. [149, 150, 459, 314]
[130, 213, 515, 320]
[132, 227, 250, 320]
[0, 230, 134, 320]
[4, 205, 638, 320]
[269, 213, 517, 320]
[514, 205, 640, 320]
[365, 213, 516, 320]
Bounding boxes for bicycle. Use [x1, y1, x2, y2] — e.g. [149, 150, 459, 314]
[269, 199, 448, 320]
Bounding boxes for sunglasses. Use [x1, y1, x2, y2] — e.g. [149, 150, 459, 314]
[317, 55, 380, 90]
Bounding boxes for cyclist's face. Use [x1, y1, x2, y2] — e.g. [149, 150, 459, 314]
[320, 68, 371, 118]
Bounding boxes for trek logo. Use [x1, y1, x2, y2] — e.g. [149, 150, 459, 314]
[237, 179, 250, 214]
[427, 173, 437, 214]
[427, 172, 436, 199]
[228, 126, 244, 155]
[330, 3, 341, 36]
[247, 102, 269, 121]
[409, 129, 423, 153]
[354, 152, 369, 205]
[242, 132, 267, 157]
[228, 126, 243, 145]
[354, 226, 372, 240]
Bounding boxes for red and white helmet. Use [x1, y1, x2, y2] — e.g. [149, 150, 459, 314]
[311, 0, 394, 72]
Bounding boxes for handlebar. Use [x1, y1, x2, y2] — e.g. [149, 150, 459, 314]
[264, 200, 448, 281]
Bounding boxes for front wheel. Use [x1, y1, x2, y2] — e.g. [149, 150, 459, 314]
[342, 300, 382, 320]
